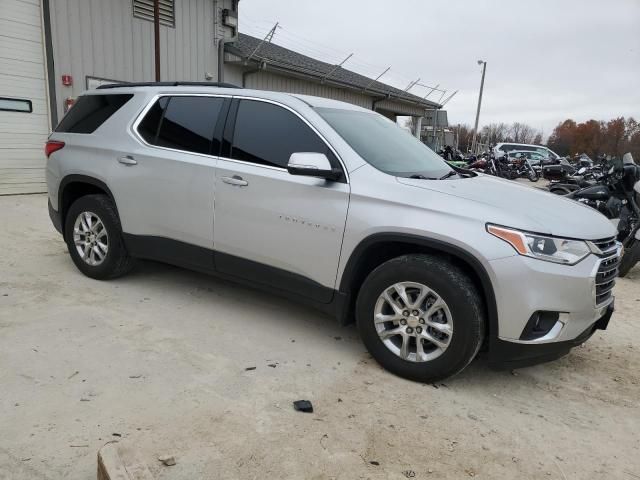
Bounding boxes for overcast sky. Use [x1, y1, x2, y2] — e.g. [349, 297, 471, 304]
[240, 0, 640, 137]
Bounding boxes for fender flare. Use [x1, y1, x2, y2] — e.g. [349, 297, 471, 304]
[58, 174, 119, 226]
[339, 233, 499, 341]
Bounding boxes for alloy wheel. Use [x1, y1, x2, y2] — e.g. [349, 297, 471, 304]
[374, 281, 453, 362]
[73, 211, 108, 266]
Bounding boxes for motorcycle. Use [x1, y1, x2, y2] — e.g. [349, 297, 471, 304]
[567, 153, 640, 277]
[508, 154, 539, 182]
[548, 166, 600, 195]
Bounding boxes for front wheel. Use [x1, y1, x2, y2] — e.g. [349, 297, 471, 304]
[355, 254, 486, 383]
[528, 169, 539, 182]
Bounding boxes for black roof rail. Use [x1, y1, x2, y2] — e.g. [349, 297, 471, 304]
[96, 81, 242, 90]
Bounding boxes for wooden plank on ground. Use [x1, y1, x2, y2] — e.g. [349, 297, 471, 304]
[97, 441, 155, 480]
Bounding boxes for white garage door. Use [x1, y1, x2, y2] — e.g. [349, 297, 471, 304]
[0, 0, 50, 195]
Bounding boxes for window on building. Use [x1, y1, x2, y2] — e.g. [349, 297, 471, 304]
[154, 96, 225, 155]
[133, 0, 175, 27]
[0, 97, 32, 113]
[55, 94, 133, 133]
[231, 100, 336, 169]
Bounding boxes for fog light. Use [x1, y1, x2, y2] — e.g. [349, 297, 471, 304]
[520, 311, 560, 341]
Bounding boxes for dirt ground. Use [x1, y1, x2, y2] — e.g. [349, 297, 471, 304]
[1, 193, 639, 480]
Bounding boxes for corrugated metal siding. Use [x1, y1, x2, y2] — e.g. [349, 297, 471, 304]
[224, 63, 244, 87]
[49, 0, 217, 121]
[374, 98, 426, 117]
[0, 0, 49, 195]
[244, 70, 373, 110]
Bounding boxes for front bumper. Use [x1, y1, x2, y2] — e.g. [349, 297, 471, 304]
[488, 253, 616, 342]
[486, 249, 619, 369]
[489, 301, 614, 369]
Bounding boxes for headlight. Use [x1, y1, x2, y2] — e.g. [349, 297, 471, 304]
[487, 225, 591, 265]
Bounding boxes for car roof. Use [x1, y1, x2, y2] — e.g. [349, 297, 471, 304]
[83, 84, 373, 113]
[497, 143, 549, 148]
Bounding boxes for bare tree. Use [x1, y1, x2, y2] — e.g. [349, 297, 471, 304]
[480, 123, 508, 145]
[404, 117, 417, 132]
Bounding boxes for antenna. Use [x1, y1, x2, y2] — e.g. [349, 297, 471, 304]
[246, 22, 279, 63]
[363, 66, 391, 92]
[440, 90, 458, 106]
[321, 53, 353, 83]
[403, 78, 421, 92]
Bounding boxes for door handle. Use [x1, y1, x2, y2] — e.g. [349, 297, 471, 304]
[118, 155, 137, 166]
[221, 175, 248, 187]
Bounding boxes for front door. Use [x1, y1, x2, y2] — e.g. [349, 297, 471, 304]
[213, 98, 350, 303]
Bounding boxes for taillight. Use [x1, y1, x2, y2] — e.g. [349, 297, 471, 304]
[45, 140, 65, 158]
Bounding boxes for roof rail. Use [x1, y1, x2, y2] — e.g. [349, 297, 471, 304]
[96, 81, 242, 90]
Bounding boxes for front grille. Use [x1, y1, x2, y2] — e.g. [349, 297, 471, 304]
[594, 237, 620, 306]
[591, 237, 618, 256]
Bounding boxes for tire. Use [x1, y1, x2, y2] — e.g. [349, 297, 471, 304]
[356, 254, 486, 383]
[618, 240, 640, 278]
[64, 194, 134, 280]
[528, 170, 539, 182]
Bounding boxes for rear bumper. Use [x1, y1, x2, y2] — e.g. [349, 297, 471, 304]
[48, 199, 63, 235]
[488, 301, 614, 370]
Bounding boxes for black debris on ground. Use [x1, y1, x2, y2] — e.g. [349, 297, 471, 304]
[293, 400, 313, 413]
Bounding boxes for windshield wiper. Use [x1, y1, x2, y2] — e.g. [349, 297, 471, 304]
[439, 170, 459, 180]
[408, 174, 438, 180]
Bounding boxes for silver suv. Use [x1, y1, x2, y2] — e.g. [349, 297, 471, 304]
[46, 83, 620, 382]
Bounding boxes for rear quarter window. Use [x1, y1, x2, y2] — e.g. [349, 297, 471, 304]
[55, 94, 133, 133]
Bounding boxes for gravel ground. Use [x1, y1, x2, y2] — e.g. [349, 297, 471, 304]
[0, 193, 638, 480]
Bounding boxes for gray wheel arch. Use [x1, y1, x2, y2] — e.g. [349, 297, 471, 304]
[58, 175, 119, 240]
[339, 233, 499, 343]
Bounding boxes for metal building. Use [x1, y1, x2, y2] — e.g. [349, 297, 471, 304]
[1, 0, 237, 195]
[0, 0, 438, 195]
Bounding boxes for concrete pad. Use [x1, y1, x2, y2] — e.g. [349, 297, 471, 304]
[0, 194, 638, 479]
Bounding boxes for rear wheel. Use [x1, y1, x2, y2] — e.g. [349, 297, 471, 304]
[64, 194, 134, 280]
[356, 254, 485, 383]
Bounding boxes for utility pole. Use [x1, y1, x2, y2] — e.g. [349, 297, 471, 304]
[471, 60, 487, 154]
[154, 0, 160, 81]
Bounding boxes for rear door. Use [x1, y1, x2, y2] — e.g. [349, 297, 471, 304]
[213, 98, 350, 302]
[111, 94, 229, 256]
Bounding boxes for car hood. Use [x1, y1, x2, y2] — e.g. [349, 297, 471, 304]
[397, 174, 617, 240]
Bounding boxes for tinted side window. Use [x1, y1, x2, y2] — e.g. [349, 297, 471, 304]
[231, 100, 336, 168]
[138, 97, 169, 144]
[55, 94, 133, 133]
[156, 96, 224, 155]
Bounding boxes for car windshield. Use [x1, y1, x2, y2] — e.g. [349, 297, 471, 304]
[316, 107, 453, 179]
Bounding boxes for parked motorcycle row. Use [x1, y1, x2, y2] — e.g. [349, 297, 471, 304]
[438, 147, 539, 182]
[544, 153, 640, 277]
[437, 147, 640, 276]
